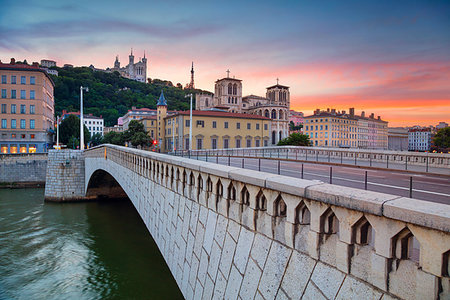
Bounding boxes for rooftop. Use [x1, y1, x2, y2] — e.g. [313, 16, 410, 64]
[167, 110, 270, 120]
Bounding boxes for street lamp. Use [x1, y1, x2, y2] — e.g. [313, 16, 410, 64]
[184, 93, 193, 152]
[80, 86, 89, 150]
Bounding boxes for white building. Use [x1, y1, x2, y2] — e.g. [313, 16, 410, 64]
[84, 115, 104, 137]
[121, 107, 157, 130]
[408, 128, 431, 151]
[40, 59, 57, 68]
[436, 122, 448, 130]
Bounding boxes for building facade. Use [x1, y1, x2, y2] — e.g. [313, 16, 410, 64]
[40, 59, 57, 68]
[408, 128, 432, 151]
[62, 110, 104, 137]
[109, 49, 147, 83]
[104, 125, 124, 135]
[0, 59, 55, 153]
[355, 110, 388, 149]
[121, 107, 157, 130]
[195, 73, 290, 145]
[388, 127, 408, 151]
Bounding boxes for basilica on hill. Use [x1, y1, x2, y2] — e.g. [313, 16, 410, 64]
[108, 49, 147, 83]
[195, 71, 291, 145]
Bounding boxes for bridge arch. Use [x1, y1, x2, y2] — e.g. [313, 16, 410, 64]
[85, 168, 129, 200]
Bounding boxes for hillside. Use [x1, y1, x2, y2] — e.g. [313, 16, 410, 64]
[51, 67, 211, 126]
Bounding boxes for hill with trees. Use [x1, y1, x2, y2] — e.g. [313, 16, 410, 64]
[50, 66, 212, 126]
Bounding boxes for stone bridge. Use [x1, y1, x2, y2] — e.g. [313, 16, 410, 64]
[44, 145, 450, 300]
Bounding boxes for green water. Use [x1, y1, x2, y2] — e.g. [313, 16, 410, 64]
[0, 189, 183, 300]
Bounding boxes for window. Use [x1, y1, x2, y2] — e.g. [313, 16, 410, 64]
[30, 76, 35, 85]
[212, 121, 217, 128]
[247, 123, 251, 130]
[246, 139, 251, 148]
[196, 138, 202, 150]
[224, 139, 229, 148]
[30, 134, 35, 139]
[236, 139, 241, 148]
[11, 76, 16, 84]
[320, 125, 323, 130]
[30, 90, 35, 100]
[185, 120, 190, 127]
[20, 105, 25, 114]
[236, 122, 240, 129]
[185, 138, 190, 150]
[11, 104, 16, 114]
[1, 75, 6, 84]
[21, 76, 26, 84]
[224, 122, 228, 129]
[1, 119, 6, 128]
[20, 119, 25, 129]
[196, 120, 204, 127]
[11, 134, 16, 138]
[325, 125, 328, 130]
[264, 124, 268, 130]
[1, 104, 5, 113]
[1, 89, 6, 98]
[264, 140, 268, 147]
[212, 138, 217, 149]
[11, 90, 16, 99]
[20, 90, 26, 99]
[30, 105, 35, 114]
[256, 140, 260, 147]
[11, 119, 16, 129]
[256, 123, 260, 130]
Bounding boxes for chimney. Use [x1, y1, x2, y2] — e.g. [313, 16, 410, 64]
[327, 108, 330, 112]
[370, 113, 374, 119]
[377, 116, 381, 120]
[349, 108, 355, 116]
[10, 58, 15, 64]
[331, 108, 336, 114]
[314, 109, 320, 115]
[342, 110, 346, 115]
[361, 111, 365, 118]
[32, 62, 39, 67]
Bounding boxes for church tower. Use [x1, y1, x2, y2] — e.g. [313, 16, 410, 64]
[189, 62, 195, 89]
[157, 89, 167, 151]
[128, 48, 135, 78]
[114, 55, 120, 69]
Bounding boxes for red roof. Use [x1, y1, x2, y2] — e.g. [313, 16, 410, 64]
[167, 110, 270, 120]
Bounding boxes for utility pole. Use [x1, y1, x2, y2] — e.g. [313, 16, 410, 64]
[185, 93, 193, 151]
[80, 86, 88, 150]
[56, 116, 60, 149]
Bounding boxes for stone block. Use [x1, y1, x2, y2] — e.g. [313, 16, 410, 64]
[302, 282, 327, 300]
[224, 265, 243, 300]
[311, 261, 345, 299]
[228, 168, 273, 188]
[280, 250, 316, 299]
[203, 275, 215, 300]
[239, 258, 262, 300]
[214, 214, 228, 247]
[233, 227, 255, 274]
[219, 233, 237, 278]
[193, 279, 203, 300]
[207, 241, 222, 281]
[197, 249, 209, 286]
[227, 220, 241, 242]
[203, 210, 218, 255]
[251, 233, 272, 270]
[213, 271, 227, 300]
[266, 175, 321, 198]
[336, 275, 382, 300]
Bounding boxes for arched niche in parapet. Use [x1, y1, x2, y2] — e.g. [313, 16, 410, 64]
[392, 227, 421, 266]
[196, 173, 203, 200]
[215, 179, 224, 210]
[319, 207, 340, 267]
[86, 169, 128, 201]
[205, 176, 213, 205]
[293, 201, 310, 253]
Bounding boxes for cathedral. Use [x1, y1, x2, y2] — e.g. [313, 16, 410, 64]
[110, 49, 147, 83]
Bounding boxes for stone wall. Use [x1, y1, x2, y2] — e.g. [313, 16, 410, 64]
[44, 150, 88, 201]
[83, 145, 450, 300]
[0, 153, 47, 184]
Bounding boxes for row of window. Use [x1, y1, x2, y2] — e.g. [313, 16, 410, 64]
[1, 89, 36, 99]
[183, 137, 267, 150]
[88, 126, 103, 132]
[1, 75, 36, 85]
[1, 119, 35, 129]
[85, 120, 103, 125]
[305, 118, 356, 124]
[1, 104, 35, 114]
[0, 144, 37, 154]
[1, 133, 36, 139]
[185, 120, 268, 130]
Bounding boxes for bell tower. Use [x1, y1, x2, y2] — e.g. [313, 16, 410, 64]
[157, 89, 167, 151]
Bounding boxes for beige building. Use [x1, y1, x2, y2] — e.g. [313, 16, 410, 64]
[355, 110, 388, 149]
[196, 73, 290, 145]
[1, 58, 55, 153]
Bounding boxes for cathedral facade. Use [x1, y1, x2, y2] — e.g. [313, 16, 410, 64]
[110, 49, 147, 83]
[196, 72, 290, 145]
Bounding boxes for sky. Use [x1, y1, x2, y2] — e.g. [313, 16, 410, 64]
[0, 0, 449, 126]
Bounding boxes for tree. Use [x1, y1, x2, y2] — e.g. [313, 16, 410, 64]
[123, 120, 152, 148]
[433, 127, 450, 150]
[102, 131, 124, 145]
[131, 132, 152, 148]
[59, 115, 91, 148]
[90, 133, 103, 147]
[277, 132, 311, 146]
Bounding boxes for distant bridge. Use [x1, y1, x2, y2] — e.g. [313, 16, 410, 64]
[44, 145, 450, 299]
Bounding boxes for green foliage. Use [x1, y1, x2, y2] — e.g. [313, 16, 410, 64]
[90, 133, 103, 147]
[51, 67, 210, 126]
[102, 131, 124, 145]
[101, 120, 152, 148]
[131, 132, 152, 148]
[289, 121, 303, 131]
[277, 132, 311, 146]
[59, 115, 91, 148]
[433, 127, 450, 149]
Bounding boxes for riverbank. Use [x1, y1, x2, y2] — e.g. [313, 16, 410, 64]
[0, 153, 47, 186]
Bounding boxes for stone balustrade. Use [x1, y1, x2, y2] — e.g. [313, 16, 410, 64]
[84, 145, 450, 299]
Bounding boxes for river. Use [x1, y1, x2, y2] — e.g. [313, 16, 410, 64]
[0, 188, 183, 300]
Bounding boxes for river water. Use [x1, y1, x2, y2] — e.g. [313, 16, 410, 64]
[0, 189, 183, 300]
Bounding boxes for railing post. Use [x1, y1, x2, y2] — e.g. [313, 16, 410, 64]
[340, 152, 343, 164]
[386, 156, 389, 168]
[278, 160, 280, 175]
[228, 155, 230, 166]
[354, 154, 357, 165]
[306, 151, 308, 161]
[316, 151, 318, 162]
[216, 153, 219, 164]
[409, 176, 413, 198]
[426, 156, 429, 172]
[258, 158, 261, 171]
[328, 152, 330, 162]
[242, 158, 244, 168]
[301, 163, 304, 179]
[405, 156, 407, 170]
[329, 167, 332, 184]
[295, 151, 298, 161]
[278, 148, 280, 158]
[365, 171, 368, 190]
[370, 155, 372, 167]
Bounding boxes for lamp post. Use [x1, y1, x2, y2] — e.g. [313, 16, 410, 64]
[56, 116, 60, 149]
[185, 93, 193, 151]
[80, 86, 89, 150]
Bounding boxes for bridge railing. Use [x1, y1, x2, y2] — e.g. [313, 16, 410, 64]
[171, 146, 450, 174]
[85, 144, 450, 299]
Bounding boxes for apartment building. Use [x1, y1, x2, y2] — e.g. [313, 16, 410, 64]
[0, 58, 55, 153]
[408, 128, 432, 151]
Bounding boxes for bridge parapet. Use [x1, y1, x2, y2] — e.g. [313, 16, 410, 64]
[84, 145, 450, 299]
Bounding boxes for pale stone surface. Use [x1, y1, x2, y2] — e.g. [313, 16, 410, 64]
[213, 271, 227, 300]
[197, 249, 209, 286]
[266, 175, 321, 198]
[302, 282, 327, 300]
[239, 258, 262, 300]
[251, 233, 272, 270]
[193, 279, 203, 300]
[203, 275, 215, 300]
[311, 261, 346, 299]
[203, 210, 218, 255]
[219, 233, 237, 278]
[224, 265, 243, 300]
[280, 250, 316, 299]
[228, 220, 241, 242]
[214, 214, 228, 247]
[258, 241, 292, 300]
[233, 227, 255, 274]
[228, 168, 272, 188]
[275, 289, 289, 300]
[336, 275, 382, 300]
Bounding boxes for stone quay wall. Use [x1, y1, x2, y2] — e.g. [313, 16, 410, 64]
[44, 150, 88, 201]
[0, 153, 47, 184]
[84, 145, 450, 300]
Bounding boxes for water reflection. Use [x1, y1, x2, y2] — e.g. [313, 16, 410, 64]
[0, 189, 182, 300]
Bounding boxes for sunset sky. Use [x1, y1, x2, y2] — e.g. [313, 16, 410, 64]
[1, 0, 449, 126]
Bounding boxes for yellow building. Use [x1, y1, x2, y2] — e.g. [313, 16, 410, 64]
[0, 58, 55, 153]
[304, 108, 358, 148]
[138, 116, 157, 140]
[162, 110, 271, 151]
